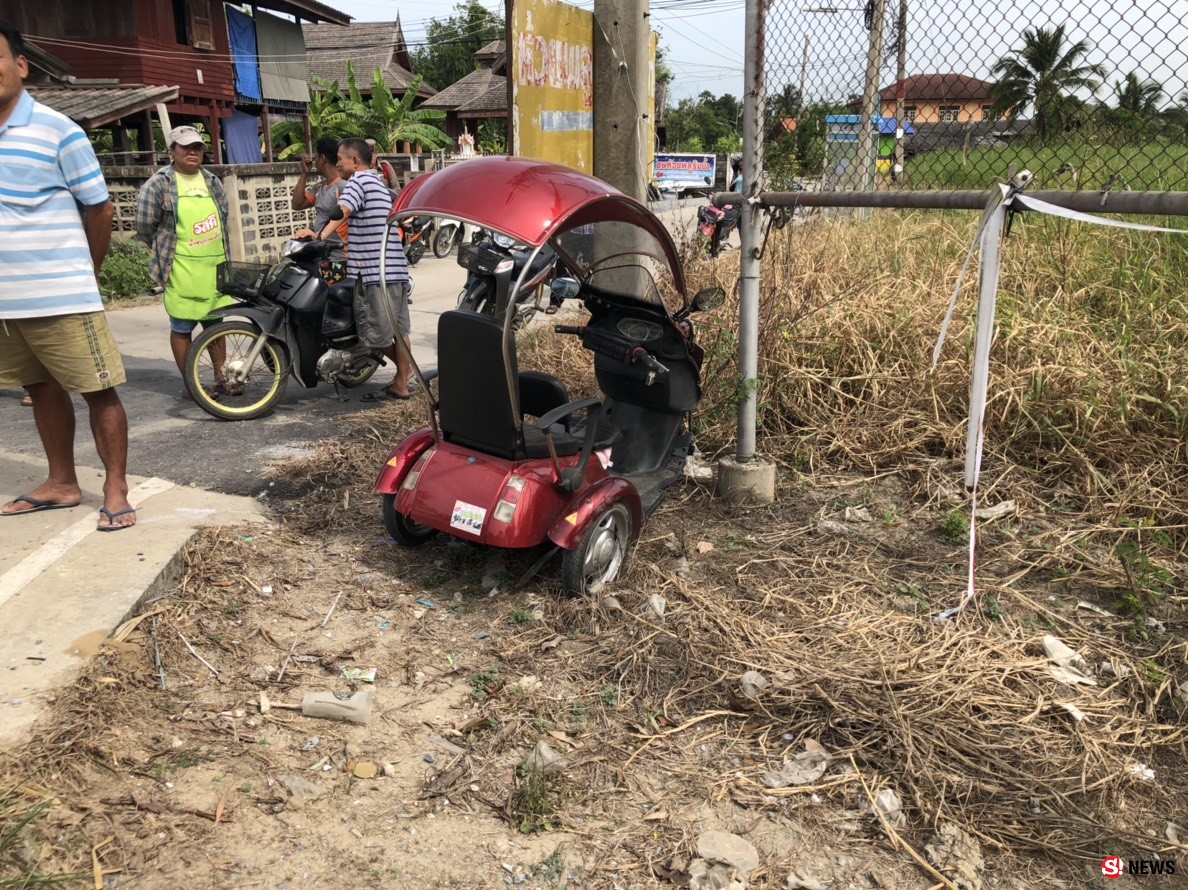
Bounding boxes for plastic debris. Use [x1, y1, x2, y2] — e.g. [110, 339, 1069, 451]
[763, 740, 832, 788]
[1042, 635, 1096, 686]
[341, 667, 378, 684]
[739, 671, 769, 701]
[973, 500, 1015, 521]
[523, 741, 568, 776]
[416, 599, 437, 610]
[1126, 762, 1156, 782]
[875, 788, 906, 829]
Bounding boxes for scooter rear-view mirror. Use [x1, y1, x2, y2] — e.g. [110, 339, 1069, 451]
[329, 206, 345, 221]
[550, 277, 581, 302]
[691, 286, 726, 312]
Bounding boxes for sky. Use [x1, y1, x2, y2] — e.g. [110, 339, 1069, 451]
[321, 0, 1187, 109]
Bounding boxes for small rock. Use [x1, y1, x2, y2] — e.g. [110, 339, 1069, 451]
[424, 753, 437, 765]
[763, 741, 832, 787]
[516, 675, 541, 692]
[784, 870, 828, 890]
[843, 506, 873, 523]
[696, 830, 759, 879]
[924, 822, 984, 890]
[685, 454, 714, 481]
[739, 671, 769, 701]
[280, 775, 322, 804]
[524, 741, 568, 776]
[602, 595, 624, 613]
[675, 556, 691, 577]
[816, 519, 848, 536]
[382, 763, 398, 778]
[695, 540, 714, 554]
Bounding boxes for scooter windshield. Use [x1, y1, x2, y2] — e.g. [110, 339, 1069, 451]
[551, 219, 682, 313]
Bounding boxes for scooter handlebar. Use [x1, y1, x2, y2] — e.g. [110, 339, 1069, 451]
[554, 324, 584, 336]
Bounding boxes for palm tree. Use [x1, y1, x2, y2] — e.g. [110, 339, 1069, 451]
[989, 24, 1106, 141]
[1114, 73, 1163, 117]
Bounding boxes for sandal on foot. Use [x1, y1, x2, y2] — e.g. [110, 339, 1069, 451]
[2, 495, 82, 516]
[97, 506, 136, 532]
[362, 389, 412, 402]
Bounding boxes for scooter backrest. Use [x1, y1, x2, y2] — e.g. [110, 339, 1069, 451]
[437, 310, 520, 460]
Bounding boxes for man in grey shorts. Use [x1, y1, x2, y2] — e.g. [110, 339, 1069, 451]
[316, 137, 413, 400]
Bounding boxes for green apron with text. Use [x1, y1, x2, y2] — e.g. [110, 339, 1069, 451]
[164, 173, 233, 321]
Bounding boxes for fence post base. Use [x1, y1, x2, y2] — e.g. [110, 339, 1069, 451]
[716, 456, 777, 504]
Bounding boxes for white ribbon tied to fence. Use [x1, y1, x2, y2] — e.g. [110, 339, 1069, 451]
[931, 183, 1188, 622]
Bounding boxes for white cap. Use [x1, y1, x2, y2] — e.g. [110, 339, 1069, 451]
[168, 125, 204, 147]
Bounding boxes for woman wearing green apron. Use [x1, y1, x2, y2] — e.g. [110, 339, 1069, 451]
[133, 126, 234, 399]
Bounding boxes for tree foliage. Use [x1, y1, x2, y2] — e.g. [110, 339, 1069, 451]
[410, 0, 505, 93]
[988, 24, 1106, 141]
[270, 63, 450, 159]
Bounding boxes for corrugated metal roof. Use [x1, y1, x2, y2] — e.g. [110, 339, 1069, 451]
[27, 84, 180, 129]
[258, 0, 351, 26]
[302, 21, 436, 97]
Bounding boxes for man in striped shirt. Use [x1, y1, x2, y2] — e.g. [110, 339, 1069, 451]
[0, 20, 135, 531]
[316, 137, 414, 401]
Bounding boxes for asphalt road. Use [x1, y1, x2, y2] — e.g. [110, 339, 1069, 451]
[0, 253, 469, 498]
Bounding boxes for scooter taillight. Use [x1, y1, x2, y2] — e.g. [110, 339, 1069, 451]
[401, 446, 436, 491]
[492, 475, 527, 524]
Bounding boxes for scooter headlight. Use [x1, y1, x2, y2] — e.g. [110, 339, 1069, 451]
[492, 232, 516, 249]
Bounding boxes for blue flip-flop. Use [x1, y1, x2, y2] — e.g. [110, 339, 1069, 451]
[1, 495, 81, 516]
[97, 506, 136, 532]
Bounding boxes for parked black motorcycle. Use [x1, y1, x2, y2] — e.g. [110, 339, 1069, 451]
[455, 232, 558, 331]
[183, 239, 382, 420]
[397, 215, 434, 266]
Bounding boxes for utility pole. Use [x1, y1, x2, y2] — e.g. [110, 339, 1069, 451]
[893, 0, 907, 181]
[593, 0, 651, 200]
[851, 0, 886, 193]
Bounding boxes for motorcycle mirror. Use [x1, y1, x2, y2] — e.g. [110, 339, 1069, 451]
[329, 206, 345, 221]
[550, 277, 581, 302]
[691, 286, 726, 312]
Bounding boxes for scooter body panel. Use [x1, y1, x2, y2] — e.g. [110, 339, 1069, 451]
[390, 439, 610, 550]
[547, 477, 643, 552]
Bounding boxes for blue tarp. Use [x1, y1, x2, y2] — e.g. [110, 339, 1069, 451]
[224, 111, 263, 164]
[227, 6, 262, 102]
[878, 117, 916, 136]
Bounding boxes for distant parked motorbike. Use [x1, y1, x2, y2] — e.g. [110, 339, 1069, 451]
[432, 218, 487, 258]
[456, 232, 558, 331]
[697, 201, 741, 258]
[395, 215, 434, 266]
[183, 238, 382, 420]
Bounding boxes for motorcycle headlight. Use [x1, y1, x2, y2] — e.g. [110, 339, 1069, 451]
[282, 240, 304, 258]
[492, 232, 516, 249]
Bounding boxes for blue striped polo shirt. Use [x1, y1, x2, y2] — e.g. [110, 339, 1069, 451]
[0, 91, 110, 318]
[339, 169, 409, 287]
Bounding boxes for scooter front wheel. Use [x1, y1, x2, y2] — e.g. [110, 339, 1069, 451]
[382, 495, 438, 546]
[432, 225, 457, 258]
[337, 355, 381, 388]
[185, 321, 288, 421]
[561, 503, 633, 597]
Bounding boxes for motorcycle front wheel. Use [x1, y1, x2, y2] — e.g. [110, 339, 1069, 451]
[432, 225, 457, 258]
[336, 354, 381, 388]
[406, 240, 425, 266]
[185, 321, 288, 421]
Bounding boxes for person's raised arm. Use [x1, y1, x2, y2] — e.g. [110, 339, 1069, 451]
[292, 155, 315, 210]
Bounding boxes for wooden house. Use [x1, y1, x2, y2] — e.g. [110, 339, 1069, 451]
[303, 17, 436, 100]
[420, 41, 508, 141]
[7, 0, 350, 162]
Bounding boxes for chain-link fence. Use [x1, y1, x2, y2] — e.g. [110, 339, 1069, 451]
[761, 0, 1188, 193]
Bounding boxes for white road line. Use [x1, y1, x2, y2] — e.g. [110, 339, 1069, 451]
[0, 477, 175, 610]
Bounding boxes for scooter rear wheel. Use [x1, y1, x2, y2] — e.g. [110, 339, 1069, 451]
[561, 503, 633, 597]
[185, 321, 288, 421]
[382, 494, 438, 546]
[432, 225, 457, 258]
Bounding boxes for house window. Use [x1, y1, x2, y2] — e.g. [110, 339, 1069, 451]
[939, 105, 961, 122]
[981, 105, 996, 121]
[172, 0, 216, 50]
[904, 106, 918, 122]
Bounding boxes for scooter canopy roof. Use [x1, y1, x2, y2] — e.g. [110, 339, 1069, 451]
[390, 156, 687, 299]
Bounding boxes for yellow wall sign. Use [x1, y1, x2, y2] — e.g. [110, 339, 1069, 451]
[511, 0, 595, 172]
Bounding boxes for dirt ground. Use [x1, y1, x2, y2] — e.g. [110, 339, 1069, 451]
[2, 411, 1185, 889]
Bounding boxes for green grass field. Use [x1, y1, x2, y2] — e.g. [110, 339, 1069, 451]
[901, 136, 1188, 192]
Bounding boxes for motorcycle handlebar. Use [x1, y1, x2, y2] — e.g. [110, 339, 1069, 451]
[554, 324, 584, 336]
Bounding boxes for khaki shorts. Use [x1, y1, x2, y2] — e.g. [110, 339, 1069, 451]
[355, 281, 411, 348]
[0, 312, 126, 393]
